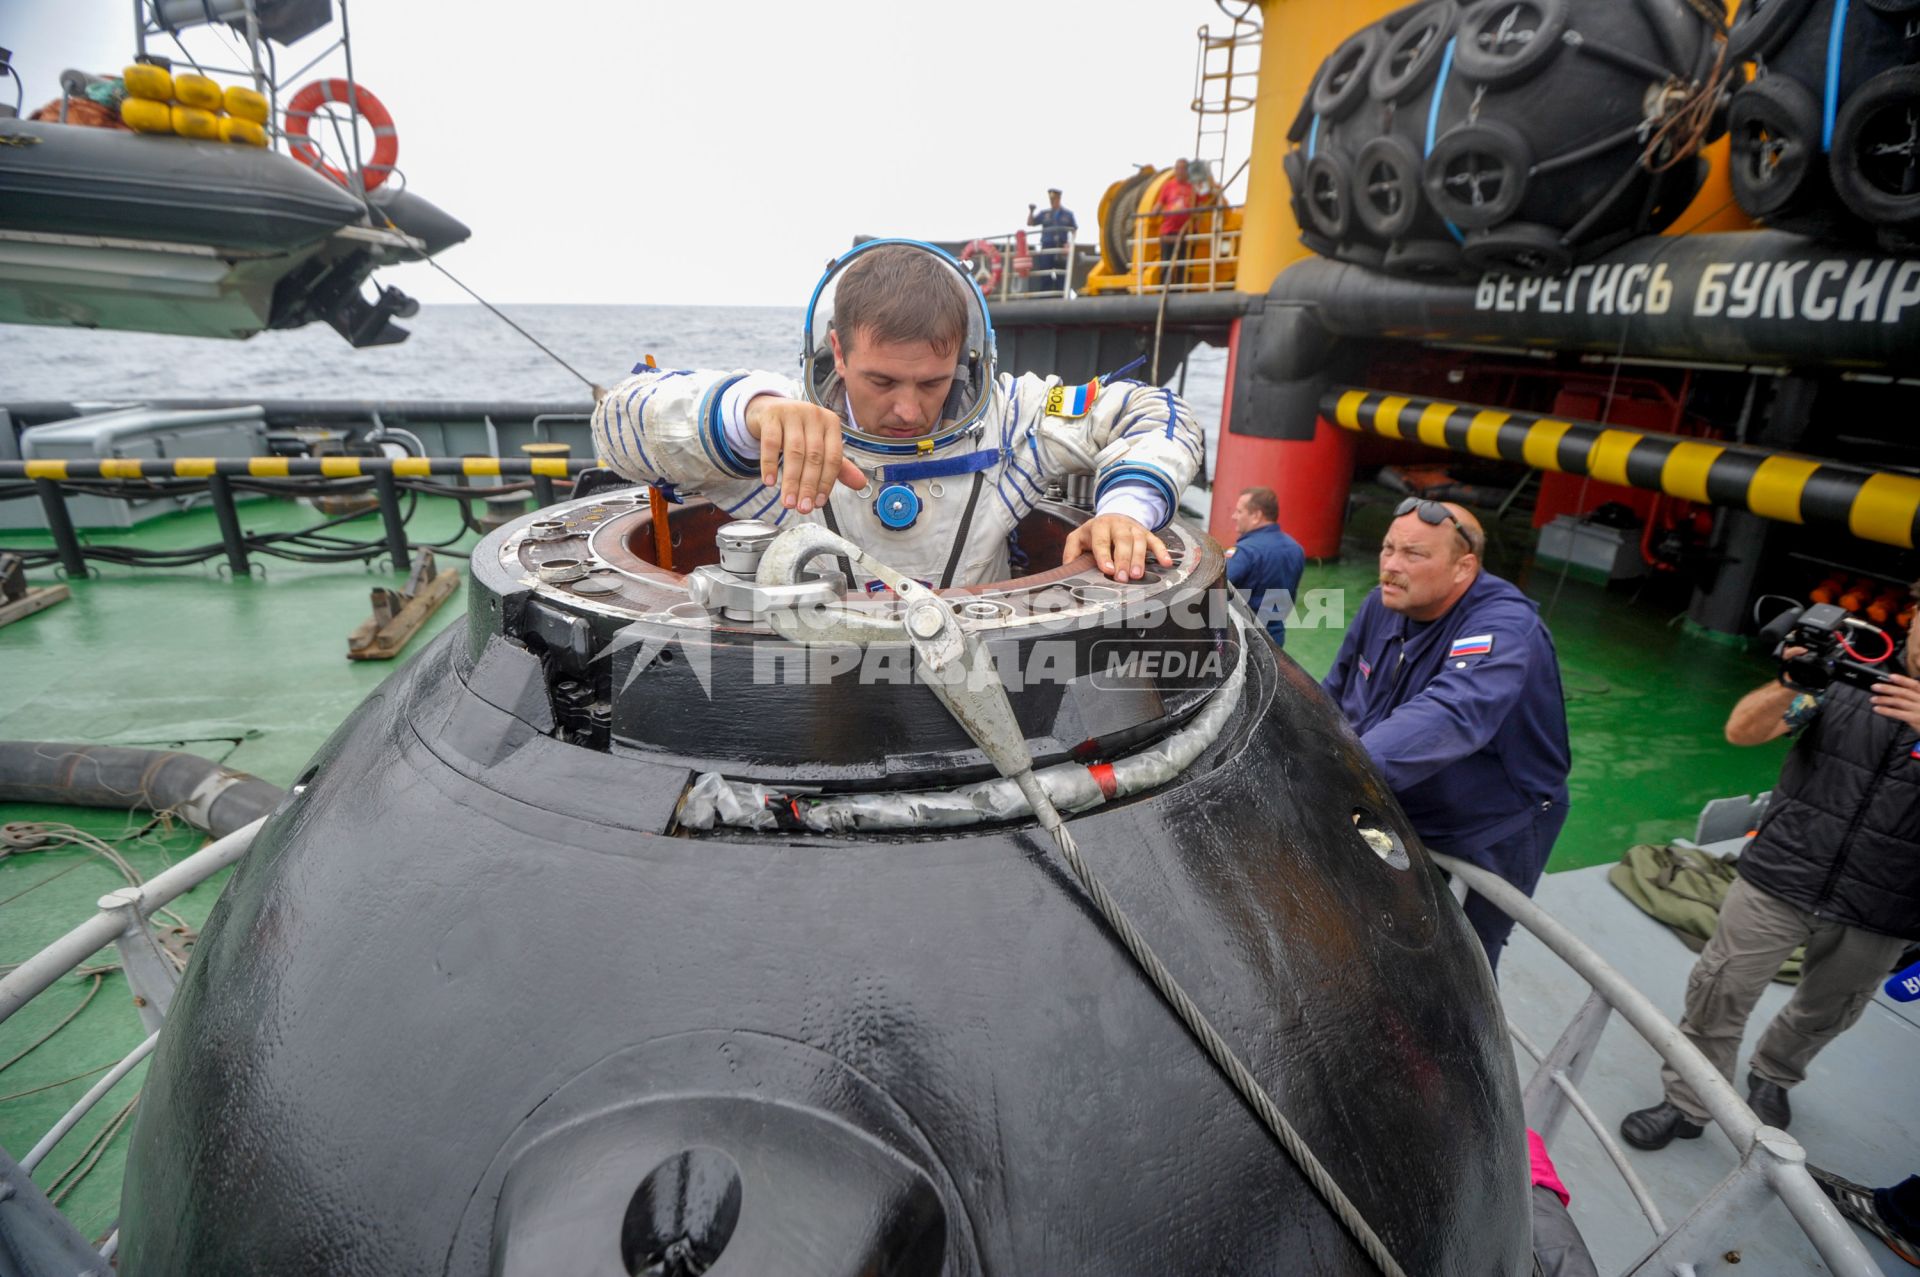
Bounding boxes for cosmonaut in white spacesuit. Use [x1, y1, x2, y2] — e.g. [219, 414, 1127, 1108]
[589, 239, 1203, 589]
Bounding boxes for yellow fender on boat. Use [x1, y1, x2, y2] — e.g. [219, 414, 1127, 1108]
[223, 85, 269, 124]
[122, 63, 173, 102]
[171, 104, 221, 140]
[173, 73, 222, 111]
[219, 115, 268, 147]
[120, 96, 174, 134]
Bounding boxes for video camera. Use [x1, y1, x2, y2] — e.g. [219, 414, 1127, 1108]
[1758, 602, 1900, 693]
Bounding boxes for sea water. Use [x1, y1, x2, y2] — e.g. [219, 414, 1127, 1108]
[1, 305, 1228, 482]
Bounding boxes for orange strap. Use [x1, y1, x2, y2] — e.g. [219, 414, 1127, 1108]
[649, 485, 674, 572]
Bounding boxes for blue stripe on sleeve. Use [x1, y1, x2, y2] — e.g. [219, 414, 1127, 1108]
[748, 487, 784, 521]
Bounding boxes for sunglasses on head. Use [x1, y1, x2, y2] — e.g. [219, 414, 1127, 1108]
[1393, 498, 1474, 551]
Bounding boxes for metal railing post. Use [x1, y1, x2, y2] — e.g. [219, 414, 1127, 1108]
[0, 819, 261, 1030]
[1627, 1130, 1813, 1275]
[1523, 987, 1612, 1142]
[522, 442, 571, 509]
[98, 887, 180, 1032]
[207, 471, 251, 577]
[1431, 853, 1879, 1277]
[373, 467, 411, 573]
[34, 479, 87, 577]
[19, 1032, 159, 1175]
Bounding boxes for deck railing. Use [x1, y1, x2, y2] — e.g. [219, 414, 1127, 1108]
[959, 200, 1242, 304]
[4, 824, 1873, 1271]
[1114, 200, 1243, 296]
[0, 818, 264, 1269]
[1432, 853, 1879, 1277]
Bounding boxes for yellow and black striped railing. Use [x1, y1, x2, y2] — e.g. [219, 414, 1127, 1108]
[5, 453, 611, 580]
[0, 455, 599, 481]
[1325, 389, 1920, 551]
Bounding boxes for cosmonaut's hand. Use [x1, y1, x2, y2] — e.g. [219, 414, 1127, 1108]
[744, 398, 868, 514]
[1870, 673, 1920, 731]
[1064, 513, 1173, 581]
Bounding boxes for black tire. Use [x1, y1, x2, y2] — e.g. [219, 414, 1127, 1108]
[1462, 222, 1573, 274]
[1830, 66, 1920, 228]
[1304, 151, 1355, 239]
[1727, 0, 1818, 61]
[1424, 120, 1533, 228]
[1384, 237, 1469, 278]
[1454, 0, 1569, 88]
[1284, 149, 1308, 224]
[1727, 75, 1824, 219]
[1864, 0, 1920, 11]
[1371, 2, 1458, 102]
[1353, 135, 1426, 239]
[1311, 28, 1384, 121]
[1382, 0, 1446, 32]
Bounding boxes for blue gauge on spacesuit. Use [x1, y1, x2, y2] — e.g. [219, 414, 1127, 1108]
[799, 239, 998, 457]
[875, 483, 922, 530]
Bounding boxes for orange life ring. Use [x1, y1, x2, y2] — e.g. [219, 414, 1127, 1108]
[960, 238, 1002, 294]
[284, 78, 399, 192]
[1012, 229, 1033, 278]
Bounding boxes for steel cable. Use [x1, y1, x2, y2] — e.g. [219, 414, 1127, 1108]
[1016, 782, 1409, 1277]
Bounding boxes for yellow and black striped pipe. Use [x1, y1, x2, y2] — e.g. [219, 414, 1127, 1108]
[0, 456, 601, 481]
[1325, 389, 1920, 551]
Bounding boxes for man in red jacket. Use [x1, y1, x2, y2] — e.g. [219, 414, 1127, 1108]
[1150, 159, 1196, 287]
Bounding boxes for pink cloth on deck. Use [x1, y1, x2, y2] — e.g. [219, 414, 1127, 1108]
[1528, 1129, 1571, 1206]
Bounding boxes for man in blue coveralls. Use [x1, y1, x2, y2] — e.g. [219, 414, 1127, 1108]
[1322, 499, 1571, 974]
[1225, 486, 1306, 646]
[1027, 188, 1076, 294]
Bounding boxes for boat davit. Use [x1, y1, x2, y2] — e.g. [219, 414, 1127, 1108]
[118, 492, 1529, 1274]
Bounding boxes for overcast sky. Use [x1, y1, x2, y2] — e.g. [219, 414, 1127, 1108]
[9, 1, 1243, 306]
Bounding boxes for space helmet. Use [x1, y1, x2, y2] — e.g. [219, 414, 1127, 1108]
[800, 239, 997, 454]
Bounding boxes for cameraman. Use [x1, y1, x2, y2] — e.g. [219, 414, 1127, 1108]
[1620, 639, 1920, 1151]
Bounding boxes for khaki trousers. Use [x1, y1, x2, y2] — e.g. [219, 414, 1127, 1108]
[1662, 876, 1907, 1123]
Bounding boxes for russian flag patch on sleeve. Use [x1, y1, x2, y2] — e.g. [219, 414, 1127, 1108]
[1044, 380, 1097, 418]
[1449, 634, 1494, 658]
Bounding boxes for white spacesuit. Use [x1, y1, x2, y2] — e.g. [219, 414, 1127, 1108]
[590, 241, 1203, 589]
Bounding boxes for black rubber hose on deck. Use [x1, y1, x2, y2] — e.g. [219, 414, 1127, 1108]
[0, 742, 284, 839]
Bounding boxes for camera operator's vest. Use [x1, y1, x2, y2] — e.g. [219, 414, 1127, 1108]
[1740, 682, 1920, 940]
